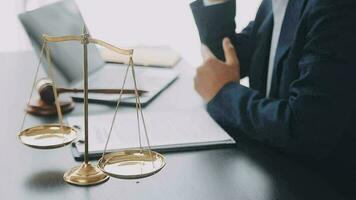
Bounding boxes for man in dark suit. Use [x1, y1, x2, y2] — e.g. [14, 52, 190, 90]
[191, 0, 356, 196]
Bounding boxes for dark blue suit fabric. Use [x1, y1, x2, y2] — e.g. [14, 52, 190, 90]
[191, 0, 356, 162]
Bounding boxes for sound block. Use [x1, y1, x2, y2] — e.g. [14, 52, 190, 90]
[26, 99, 75, 116]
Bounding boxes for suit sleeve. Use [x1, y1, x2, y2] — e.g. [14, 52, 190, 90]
[190, 0, 254, 77]
[207, 1, 356, 159]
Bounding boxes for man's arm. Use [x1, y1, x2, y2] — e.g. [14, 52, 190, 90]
[190, 0, 254, 77]
[207, 1, 356, 159]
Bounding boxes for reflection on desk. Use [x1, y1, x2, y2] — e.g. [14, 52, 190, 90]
[0, 51, 350, 200]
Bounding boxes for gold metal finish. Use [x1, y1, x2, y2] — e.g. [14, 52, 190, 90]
[18, 124, 78, 149]
[98, 56, 166, 179]
[62, 27, 109, 186]
[42, 34, 81, 42]
[19, 25, 165, 186]
[82, 27, 90, 165]
[63, 163, 109, 186]
[98, 150, 166, 179]
[44, 43, 65, 127]
[89, 38, 133, 55]
[42, 34, 133, 55]
[18, 40, 77, 149]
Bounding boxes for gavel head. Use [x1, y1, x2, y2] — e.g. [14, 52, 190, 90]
[36, 78, 56, 105]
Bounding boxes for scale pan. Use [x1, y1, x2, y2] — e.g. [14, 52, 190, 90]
[18, 124, 78, 149]
[98, 149, 166, 179]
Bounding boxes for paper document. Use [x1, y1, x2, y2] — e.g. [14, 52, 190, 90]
[101, 46, 181, 68]
[68, 109, 235, 156]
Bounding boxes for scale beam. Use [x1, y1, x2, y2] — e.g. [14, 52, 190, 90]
[42, 34, 134, 56]
[18, 28, 165, 187]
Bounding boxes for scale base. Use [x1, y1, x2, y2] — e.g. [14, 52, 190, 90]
[63, 163, 109, 186]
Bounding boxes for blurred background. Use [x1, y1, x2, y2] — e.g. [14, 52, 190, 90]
[1, 0, 262, 66]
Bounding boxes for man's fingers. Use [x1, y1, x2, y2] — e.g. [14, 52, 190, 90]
[201, 44, 216, 61]
[223, 37, 238, 66]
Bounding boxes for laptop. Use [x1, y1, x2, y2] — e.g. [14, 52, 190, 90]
[18, 0, 179, 106]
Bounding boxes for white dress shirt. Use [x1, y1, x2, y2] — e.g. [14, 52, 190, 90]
[266, 0, 289, 97]
[203, 0, 290, 97]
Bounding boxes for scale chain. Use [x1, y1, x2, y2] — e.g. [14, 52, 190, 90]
[45, 44, 64, 127]
[101, 56, 155, 169]
[134, 80, 143, 153]
[19, 43, 46, 132]
[45, 42, 66, 146]
[100, 60, 131, 159]
[129, 57, 155, 168]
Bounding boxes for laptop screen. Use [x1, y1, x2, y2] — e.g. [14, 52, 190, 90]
[18, 0, 105, 85]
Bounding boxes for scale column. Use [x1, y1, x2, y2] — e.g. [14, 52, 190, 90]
[83, 31, 89, 165]
[63, 27, 109, 186]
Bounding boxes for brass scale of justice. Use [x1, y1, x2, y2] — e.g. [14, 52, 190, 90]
[17, 27, 166, 186]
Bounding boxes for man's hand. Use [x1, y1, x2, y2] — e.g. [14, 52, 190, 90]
[194, 37, 240, 102]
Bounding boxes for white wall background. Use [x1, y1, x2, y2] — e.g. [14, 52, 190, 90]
[0, 0, 262, 65]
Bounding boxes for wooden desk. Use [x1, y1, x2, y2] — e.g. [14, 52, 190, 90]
[0, 52, 345, 200]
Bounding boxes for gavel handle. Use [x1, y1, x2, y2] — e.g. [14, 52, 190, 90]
[57, 88, 147, 95]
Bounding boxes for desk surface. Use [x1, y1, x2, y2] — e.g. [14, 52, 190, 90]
[0, 52, 345, 200]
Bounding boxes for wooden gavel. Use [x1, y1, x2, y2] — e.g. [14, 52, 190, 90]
[36, 78, 147, 105]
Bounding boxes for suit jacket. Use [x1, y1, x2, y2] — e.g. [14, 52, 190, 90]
[191, 0, 356, 163]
